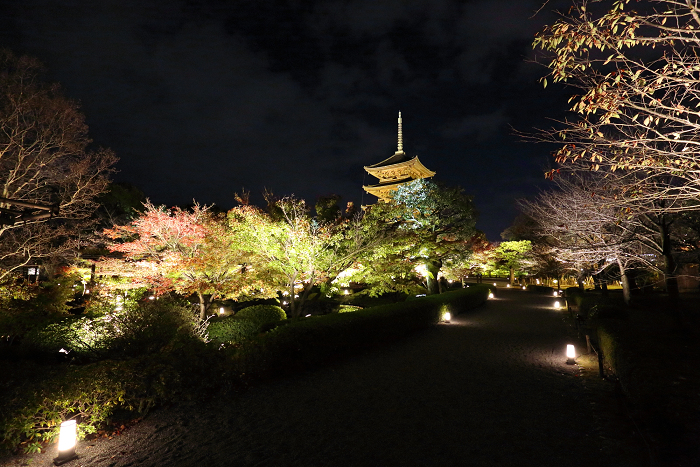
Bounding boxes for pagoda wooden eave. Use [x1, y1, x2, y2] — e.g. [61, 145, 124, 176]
[363, 155, 435, 180]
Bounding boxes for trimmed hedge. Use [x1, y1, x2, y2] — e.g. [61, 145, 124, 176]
[235, 304, 287, 324]
[228, 285, 491, 379]
[207, 317, 260, 345]
[524, 285, 555, 294]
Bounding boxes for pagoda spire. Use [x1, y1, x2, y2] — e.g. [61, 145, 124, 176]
[397, 111, 403, 154]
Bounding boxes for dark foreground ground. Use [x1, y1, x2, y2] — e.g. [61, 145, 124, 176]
[3, 289, 653, 467]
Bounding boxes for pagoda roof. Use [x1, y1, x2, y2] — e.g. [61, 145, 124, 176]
[364, 154, 435, 179]
[365, 151, 414, 169]
[363, 176, 415, 190]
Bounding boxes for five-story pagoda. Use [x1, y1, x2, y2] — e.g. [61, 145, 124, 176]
[363, 112, 435, 202]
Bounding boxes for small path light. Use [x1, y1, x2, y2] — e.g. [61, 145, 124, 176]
[554, 300, 560, 309]
[443, 311, 451, 323]
[493, 282, 497, 286]
[488, 291, 494, 299]
[53, 420, 78, 465]
[566, 344, 576, 364]
[522, 286, 526, 290]
[553, 291, 558, 297]
[219, 307, 225, 315]
[506, 284, 510, 288]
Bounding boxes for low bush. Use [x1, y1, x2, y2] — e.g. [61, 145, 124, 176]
[299, 300, 340, 315]
[524, 285, 555, 294]
[229, 285, 490, 380]
[236, 304, 287, 324]
[0, 355, 180, 454]
[20, 297, 201, 361]
[207, 316, 259, 345]
[338, 305, 362, 313]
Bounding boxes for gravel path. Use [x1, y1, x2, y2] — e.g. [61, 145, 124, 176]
[3, 289, 648, 467]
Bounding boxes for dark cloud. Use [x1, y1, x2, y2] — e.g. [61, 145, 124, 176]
[1, 0, 571, 239]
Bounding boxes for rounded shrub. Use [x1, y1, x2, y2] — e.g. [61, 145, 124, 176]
[236, 304, 287, 324]
[207, 316, 259, 344]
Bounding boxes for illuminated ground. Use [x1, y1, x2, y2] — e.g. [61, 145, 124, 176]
[3, 288, 650, 466]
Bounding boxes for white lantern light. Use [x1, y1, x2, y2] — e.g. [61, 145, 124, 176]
[219, 307, 225, 315]
[553, 291, 558, 297]
[506, 284, 510, 288]
[522, 286, 526, 290]
[493, 282, 497, 286]
[488, 292, 494, 299]
[566, 344, 576, 364]
[54, 419, 78, 465]
[443, 312, 451, 323]
[554, 301, 560, 309]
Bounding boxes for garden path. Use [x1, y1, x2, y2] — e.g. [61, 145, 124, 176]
[3, 288, 649, 467]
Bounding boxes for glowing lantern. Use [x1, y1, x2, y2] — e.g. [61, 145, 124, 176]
[148, 295, 155, 300]
[219, 307, 225, 315]
[344, 290, 350, 295]
[488, 292, 494, 299]
[522, 286, 526, 290]
[566, 344, 576, 364]
[493, 282, 497, 286]
[506, 284, 510, 288]
[53, 420, 78, 465]
[553, 291, 558, 297]
[443, 312, 451, 323]
[554, 301, 560, 309]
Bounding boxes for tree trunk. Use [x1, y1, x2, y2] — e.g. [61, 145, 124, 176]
[197, 291, 207, 321]
[616, 258, 632, 306]
[659, 219, 679, 297]
[509, 267, 515, 286]
[296, 282, 315, 317]
[426, 259, 443, 295]
[288, 283, 297, 317]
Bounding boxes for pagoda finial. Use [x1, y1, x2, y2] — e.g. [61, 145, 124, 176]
[397, 111, 403, 153]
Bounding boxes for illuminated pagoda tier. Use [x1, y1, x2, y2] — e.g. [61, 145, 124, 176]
[363, 112, 435, 202]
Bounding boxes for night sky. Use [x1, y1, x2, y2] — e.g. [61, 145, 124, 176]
[1, 0, 572, 240]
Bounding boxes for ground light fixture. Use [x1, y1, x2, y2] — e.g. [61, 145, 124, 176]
[553, 291, 558, 297]
[566, 344, 576, 364]
[493, 282, 497, 286]
[53, 420, 78, 465]
[219, 307, 225, 315]
[522, 286, 526, 290]
[488, 291, 494, 299]
[443, 311, 451, 323]
[554, 301, 561, 309]
[506, 284, 510, 288]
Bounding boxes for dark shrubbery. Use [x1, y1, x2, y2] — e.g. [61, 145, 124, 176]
[19, 297, 202, 361]
[208, 305, 287, 345]
[229, 285, 491, 380]
[525, 284, 555, 294]
[235, 304, 287, 324]
[300, 299, 340, 315]
[207, 316, 259, 345]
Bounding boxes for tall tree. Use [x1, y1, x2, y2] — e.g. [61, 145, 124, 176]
[389, 179, 478, 294]
[492, 240, 533, 286]
[532, 0, 700, 296]
[104, 203, 259, 320]
[0, 50, 117, 280]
